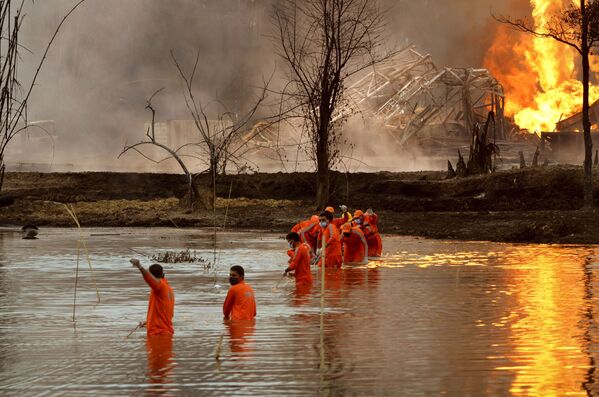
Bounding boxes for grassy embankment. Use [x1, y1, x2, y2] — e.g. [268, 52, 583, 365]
[0, 166, 597, 243]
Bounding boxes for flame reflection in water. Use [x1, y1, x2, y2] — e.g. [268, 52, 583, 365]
[0, 229, 598, 396]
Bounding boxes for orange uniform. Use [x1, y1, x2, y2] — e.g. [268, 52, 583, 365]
[143, 273, 175, 335]
[291, 218, 310, 233]
[288, 242, 313, 286]
[223, 281, 257, 320]
[296, 220, 320, 253]
[331, 217, 348, 229]
[363, 213, 382, 257]
[341, 226, 368, 263]
[316, 223, 343, 268]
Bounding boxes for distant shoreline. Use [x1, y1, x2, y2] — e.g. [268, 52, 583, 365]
[1, 167, 598, 244]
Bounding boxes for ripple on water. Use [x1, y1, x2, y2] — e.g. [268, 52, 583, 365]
[1, 228, 598, 396]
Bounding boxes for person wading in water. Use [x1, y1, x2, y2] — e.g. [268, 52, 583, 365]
[130, 259, 175, 335]
[223, 265, 256, 321]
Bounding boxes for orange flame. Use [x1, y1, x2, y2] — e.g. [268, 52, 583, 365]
[484, 0, 599, 133]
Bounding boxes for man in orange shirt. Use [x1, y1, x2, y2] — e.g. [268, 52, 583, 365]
[293, 215, 320, 254]
[325, 206, 349, 229]
[316, 211, 343, 268]
[353, 209, 383, 257]
[285, 232, 313, 286]
[340, 223, 368, 264]
[130, 259, 175, 335]
[291, 215, 318, 234]
[223, 265, 257, 320]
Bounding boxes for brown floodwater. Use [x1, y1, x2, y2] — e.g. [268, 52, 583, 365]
[1, 227, 599, 396]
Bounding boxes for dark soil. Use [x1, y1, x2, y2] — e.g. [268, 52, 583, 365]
[1, 166, 598, 244]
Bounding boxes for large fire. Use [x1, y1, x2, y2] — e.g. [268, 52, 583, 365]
[484, 0, 599, 133]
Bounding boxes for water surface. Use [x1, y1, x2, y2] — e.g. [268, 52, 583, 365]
[1, 227, 598, 396]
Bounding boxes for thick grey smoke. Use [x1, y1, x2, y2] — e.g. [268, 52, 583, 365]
[388, 0, 531, 68]
[14, 0, 272, 170]
[11, 0, 530, 172]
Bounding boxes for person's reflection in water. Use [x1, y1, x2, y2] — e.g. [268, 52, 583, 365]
[322, 268, 344, 304]
[145, 333, 176, 396]
[292, 281, 313, 307]
[343, 266, 366, 288]
[366, 264, 380, 294]
[225, 319, 255, 356]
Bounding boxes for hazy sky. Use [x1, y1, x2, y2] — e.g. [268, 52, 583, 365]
[13, 0, 530, 168]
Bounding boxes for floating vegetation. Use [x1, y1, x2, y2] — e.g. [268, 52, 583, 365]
[151, 249, 210, 265]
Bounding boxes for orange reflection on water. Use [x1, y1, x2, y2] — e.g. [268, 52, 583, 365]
[226, 319, 256, 355]
[369, 245, 594, 396]
[499, 247, 590, 397]
[146, 334, 176, 396]
[370, 250, 491, 269]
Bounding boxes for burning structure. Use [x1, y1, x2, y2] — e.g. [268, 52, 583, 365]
[243, 45, 511, 170]
[343, 46, 507, 147]
[540, 100, 599, 161]
[484, 0, 599, 164]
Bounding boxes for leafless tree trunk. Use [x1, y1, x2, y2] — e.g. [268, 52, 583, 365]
[581, 0, 594, 208]
[494, 0, 599, 208]
[466, 112, 499, 175]
[0, 0, 85, 197]
[119, 91, 205, 210]
[272, 0, 391, 208]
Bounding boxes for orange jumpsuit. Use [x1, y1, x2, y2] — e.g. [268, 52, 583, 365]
[143, 273, 175, 335]
[288, 242, 313, 286]
[331, 217, 348, 229]
[363, 214, 382, 257]
[297, 221, 320, 253]
[223, 281, 257, 320]
[316, 223, 343, 268]
[341, 226, 368, 263]
[291, 218, 312, 233]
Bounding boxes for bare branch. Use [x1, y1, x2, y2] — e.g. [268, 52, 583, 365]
[271, 0, 392, 205]
[0, 1, 86, 192]
[492, 12, 582, 53]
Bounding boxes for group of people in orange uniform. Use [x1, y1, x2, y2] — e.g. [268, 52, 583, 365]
[287, 205, 382, 277]
[128, 205, 381, 339]
[130, 259, 257, 388]
[130, 259, 257, 339]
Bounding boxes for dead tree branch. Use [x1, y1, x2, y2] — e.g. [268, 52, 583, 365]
[272, 0, 394, 207]
[0, 0, 86, 194]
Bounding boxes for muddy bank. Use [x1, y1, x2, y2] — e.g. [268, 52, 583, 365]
[0, 166, 597, 243]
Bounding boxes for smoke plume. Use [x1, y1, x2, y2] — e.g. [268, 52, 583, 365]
[11, 0, 531, 172]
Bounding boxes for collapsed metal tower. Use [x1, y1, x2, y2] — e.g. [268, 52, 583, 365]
[243, 45, 508, 161]
[343, 46, 506, 145]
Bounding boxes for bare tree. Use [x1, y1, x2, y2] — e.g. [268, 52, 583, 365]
[495, 1, 599, 208]
[0, 0, 86, 197]
[272, 0, 391, 208]
[120, 51, 268, 211]
[119, 89, 205, 209]
[171, 50, 268, 189]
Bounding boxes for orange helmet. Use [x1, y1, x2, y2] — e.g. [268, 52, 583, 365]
[354, 209, 364, 218]
[341, 223, 351, 233]
[310, 215, 319, 222]
[325, 206, 335, 214]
